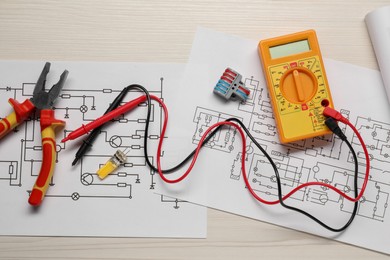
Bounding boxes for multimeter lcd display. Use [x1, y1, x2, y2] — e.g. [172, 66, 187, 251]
[269, 39, 310, 59]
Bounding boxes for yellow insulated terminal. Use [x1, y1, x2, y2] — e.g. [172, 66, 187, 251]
[97, 149, 128, 179]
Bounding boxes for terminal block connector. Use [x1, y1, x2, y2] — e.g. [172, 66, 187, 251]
[213, 68, 250, 102]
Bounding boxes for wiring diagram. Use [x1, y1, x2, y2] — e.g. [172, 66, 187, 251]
[191, 76, 389, 223]
[0, 61, 206, 238]
[0, 80, 181, 204]
[158, 28, 390, 254]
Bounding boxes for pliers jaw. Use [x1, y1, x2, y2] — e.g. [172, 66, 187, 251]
[31, 62, 68, 110]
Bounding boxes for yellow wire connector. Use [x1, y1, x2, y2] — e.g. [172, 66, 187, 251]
[97, 149, 128, 179]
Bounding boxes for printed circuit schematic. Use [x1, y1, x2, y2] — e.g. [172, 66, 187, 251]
[191, 76, 389, 223]
[0, 61, 206, 238]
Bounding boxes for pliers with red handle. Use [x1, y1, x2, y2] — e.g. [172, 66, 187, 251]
[0, 62, 68, 206]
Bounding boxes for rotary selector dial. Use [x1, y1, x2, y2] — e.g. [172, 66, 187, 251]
[280, 67, 318, 104]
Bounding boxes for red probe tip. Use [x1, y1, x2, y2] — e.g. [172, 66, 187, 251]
[61, 137, 69, 143]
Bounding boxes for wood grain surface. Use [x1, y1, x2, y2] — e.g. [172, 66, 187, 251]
[0, 1, 389, 259]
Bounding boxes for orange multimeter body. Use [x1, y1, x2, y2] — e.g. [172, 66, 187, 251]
[258, 30, 334, 143]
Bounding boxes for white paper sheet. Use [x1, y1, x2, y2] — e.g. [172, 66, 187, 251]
[159, 28, 390, 253]
[365, 5, 390, 104]
[0, 61, 206, 238]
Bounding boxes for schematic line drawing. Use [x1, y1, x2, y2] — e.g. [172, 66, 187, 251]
[0, 76, 187, 209]
[190, 75, 389, 222]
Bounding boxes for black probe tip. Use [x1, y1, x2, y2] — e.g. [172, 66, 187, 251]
[71, 157, 79, 166]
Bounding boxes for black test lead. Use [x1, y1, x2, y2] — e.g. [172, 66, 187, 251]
[71, 84, 144, 166]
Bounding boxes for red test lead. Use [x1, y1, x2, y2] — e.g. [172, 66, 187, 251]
[61, 95, 147, 143]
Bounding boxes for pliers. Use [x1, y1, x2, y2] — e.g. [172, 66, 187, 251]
[0, 62, 68, 206]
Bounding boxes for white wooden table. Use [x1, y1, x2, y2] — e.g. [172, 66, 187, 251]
[0, 1, 388, 259]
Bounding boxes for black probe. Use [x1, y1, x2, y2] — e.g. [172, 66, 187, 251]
[71, 84, 143, 165]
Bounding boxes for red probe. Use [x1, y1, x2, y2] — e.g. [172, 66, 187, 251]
[62, 95, 147, 143]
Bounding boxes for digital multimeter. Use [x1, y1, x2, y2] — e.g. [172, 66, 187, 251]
[258, 30, 334, 143]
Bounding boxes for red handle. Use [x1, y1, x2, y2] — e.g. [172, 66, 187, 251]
[0, 99, 35, 139]
[28, 110, 65, 206]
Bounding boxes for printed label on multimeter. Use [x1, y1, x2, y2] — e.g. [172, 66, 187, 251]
[258, 30, 334, 143]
